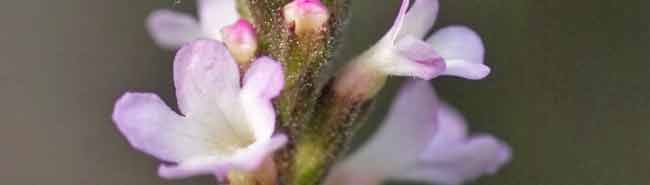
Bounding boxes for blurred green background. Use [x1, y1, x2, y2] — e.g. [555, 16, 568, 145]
[0, 0, 647, 185]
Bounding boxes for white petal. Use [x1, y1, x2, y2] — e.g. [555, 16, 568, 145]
[198, 0, 240, 40]
[112, 93, 216, 162]
[173, 39, 240, 118]
[240, 57, 284, 140]
[399, 0, 440, 39]
[146, 9, 203, 49]
[381, 0, 440, 44]
[378, 0, 411, 45]
[173, 40, 255, 146]
[332, 80, 438, 177]
[427, 26, 489, 79]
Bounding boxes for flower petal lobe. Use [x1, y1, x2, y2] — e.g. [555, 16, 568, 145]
[146, 9, 203, 49]
[427, 26, 489, 79]
[240, 57, 284, 140]
[112, 92, 214, 162]
[198, 0, 239, 40]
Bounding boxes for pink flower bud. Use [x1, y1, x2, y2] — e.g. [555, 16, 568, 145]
[222, 19, 258, 66]
[283, 0, 330, 36]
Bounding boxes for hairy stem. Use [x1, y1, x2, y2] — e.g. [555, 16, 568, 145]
[290, 83, 375, 185]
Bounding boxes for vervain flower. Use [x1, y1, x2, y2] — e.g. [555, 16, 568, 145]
[112, 40, 287, 180]
[351, 0, 489, 80]
[325, 80, 511, 185]
[146, 0, 240, 49]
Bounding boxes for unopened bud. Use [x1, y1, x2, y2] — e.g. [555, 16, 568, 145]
[222, 19, 258, 68]
[283, 0, 330, 36]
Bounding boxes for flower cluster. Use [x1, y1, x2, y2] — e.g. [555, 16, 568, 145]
[112, 0, 511, 184]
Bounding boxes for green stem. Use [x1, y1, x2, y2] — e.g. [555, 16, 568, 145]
[290, 83, 375, 185]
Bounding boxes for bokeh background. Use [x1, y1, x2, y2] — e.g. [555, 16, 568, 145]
[1, 0, 648, 185]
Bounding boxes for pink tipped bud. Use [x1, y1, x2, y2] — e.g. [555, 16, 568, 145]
[222, 19, 258, 67]
[283, 0, 330, 36]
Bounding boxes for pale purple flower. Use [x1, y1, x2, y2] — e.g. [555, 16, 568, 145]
[112, 40, 287, 179]
[146, 0, 239, 49]
[324, 80, 511, 185]
[353, 0, 489, 80]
